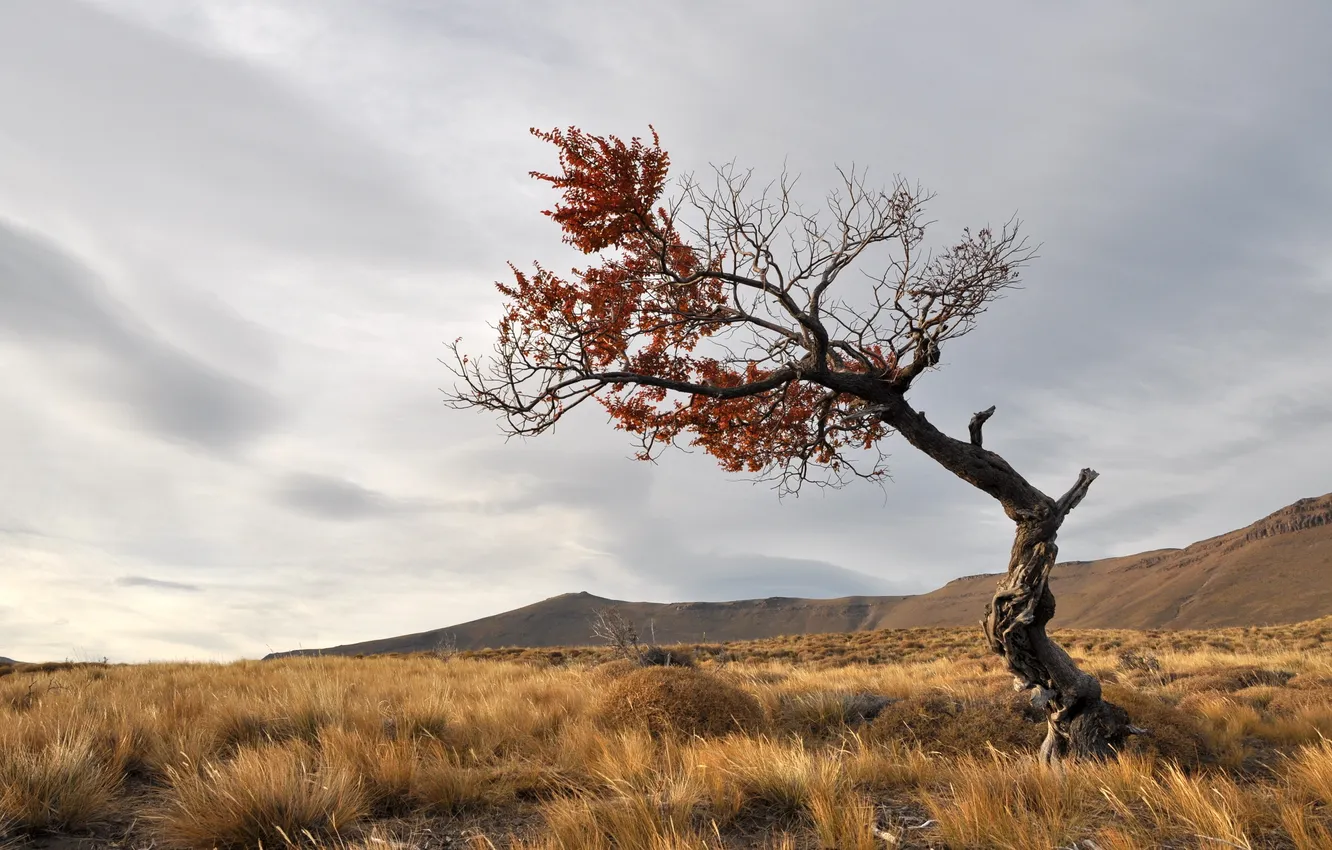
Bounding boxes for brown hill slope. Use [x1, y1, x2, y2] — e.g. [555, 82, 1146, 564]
[267, 493, 1332, 657]
[267, 592, 916, 657]
[887, 494, 1332, 630]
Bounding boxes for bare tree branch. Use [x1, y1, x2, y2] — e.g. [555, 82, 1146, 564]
[1055, 468, 1100, 519]
[590, 607, 642, 662]
[969, 405, 996, 447]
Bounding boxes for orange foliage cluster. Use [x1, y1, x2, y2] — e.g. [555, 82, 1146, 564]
[495, 126, 885, 474]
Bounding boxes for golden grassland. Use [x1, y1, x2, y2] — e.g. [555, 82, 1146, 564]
[2, 618, 1332, 849]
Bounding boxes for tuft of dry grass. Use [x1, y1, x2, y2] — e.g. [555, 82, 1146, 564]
[1285, 737, 1332, 806]
[920, 751, 1110, 848]
[516, 793, 715, 850]
[155, 741, 368, 849]
[0, 722, 122, 832]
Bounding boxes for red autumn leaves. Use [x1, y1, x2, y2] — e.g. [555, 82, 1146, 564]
[489, 126, 886, 480]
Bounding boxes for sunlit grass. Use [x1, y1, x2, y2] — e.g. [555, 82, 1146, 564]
[0, 616, 1329, 847]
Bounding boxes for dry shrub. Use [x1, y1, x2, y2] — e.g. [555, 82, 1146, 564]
[597, 667, 763, 738]
[1102, 684, 1213, 767]
[685, 735, 889, 843]
[0, 662, 106, 679]
[0, 723, 122, 833]
[563, 727, 659, 794]
[1136, 763, 1262, 847]
[211, 708, 317, 755]
[110, 716, 222, 784]
[865, 690, 1042, 754]
[1175, 695, 1269, 769]
[155, 741, 367, 849]
[1116, 650, 1162, 674]
[1231, 684, 1281, 710]
[923, 750, 1264, 849]
[5, 624, 1332, 847]
[717, 668, 787, 687]
[1168, 666, 1296, 695]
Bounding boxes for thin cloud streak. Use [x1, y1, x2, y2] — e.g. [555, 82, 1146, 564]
[114, 576, 203, 593]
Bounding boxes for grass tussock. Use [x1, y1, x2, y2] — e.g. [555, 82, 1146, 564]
[0, 722, 122, 832]
[156, 741, 368, 848]
[596, 666, 764, 738]
[1, 616, 1331, 847]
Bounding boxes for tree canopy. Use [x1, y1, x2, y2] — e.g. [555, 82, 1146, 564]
[446, 126, 1033, 493]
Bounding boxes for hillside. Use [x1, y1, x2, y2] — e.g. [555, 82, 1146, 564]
[267, 493, 1332, 658]
[266, 592, 917, 657]
[886, 493, 1332, 630]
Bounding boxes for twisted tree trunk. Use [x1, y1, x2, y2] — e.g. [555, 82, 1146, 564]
[983, 478, 1134, 764]
[863, 392, 1135, 764]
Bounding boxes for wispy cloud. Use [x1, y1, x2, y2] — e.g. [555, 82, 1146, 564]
[114, 575, 203, 593]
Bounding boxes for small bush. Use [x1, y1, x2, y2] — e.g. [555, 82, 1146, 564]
[596, 667, 764, 738]
[867, 690, 1043, 754]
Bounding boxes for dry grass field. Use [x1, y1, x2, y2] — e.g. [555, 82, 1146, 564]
[3, 618, 1332, 849]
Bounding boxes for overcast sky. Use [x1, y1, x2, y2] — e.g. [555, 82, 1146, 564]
[2, 1, 1330, 662]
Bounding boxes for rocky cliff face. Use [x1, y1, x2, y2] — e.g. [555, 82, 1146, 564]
[1149, 494, 1332, 574]
[1242, 495, 1332, 542]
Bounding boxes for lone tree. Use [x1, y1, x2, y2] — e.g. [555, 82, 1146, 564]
[445, 126, 1137, 763]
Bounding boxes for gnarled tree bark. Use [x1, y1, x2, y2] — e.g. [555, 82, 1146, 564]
[985, 474, 1135, 764]
[857, 390, 1134, 764]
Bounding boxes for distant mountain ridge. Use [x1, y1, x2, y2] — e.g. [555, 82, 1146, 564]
[266, 493, 1332, 659]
